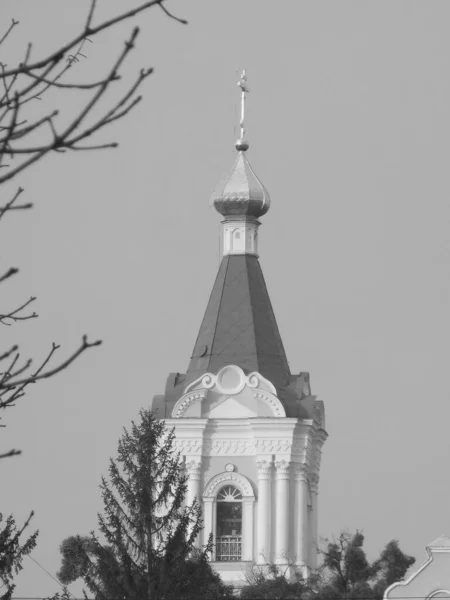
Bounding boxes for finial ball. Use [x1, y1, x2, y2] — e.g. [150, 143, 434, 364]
[235, 138, 249, 152]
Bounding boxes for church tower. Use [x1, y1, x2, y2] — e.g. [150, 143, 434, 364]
[151, 71, 327, 585]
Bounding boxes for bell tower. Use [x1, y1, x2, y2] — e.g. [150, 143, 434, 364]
[151, 71, 327, 586]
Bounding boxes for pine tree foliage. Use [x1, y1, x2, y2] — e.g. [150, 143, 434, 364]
[0, 511, 38, 600]
[57, 409, 233, 600]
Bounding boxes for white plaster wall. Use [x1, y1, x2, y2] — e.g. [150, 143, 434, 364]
[202, 456, 258, 493]
[386, 552, 450, 600]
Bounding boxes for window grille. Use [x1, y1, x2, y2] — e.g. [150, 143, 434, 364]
[216, 536, 242, 561]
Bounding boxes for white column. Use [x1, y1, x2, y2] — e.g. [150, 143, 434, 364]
[203, 497, 214, 554]
[242, 498, 255, 561]
[295, 465, 308, 573]
[256, 459, 272, 564]
[274, 459, 290, 564]
[309, 474, 319, 569]
[185, 459, 202, 549]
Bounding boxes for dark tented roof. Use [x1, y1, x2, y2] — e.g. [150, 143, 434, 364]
[186, 254, 291, 390]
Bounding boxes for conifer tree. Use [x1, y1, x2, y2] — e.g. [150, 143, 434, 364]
[58, 409, 233, 600]
[0, 512, 38, 600]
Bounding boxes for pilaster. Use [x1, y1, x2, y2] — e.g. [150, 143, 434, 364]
[294, 464, 309, 574]
[256, 458, 272, 564]
[274, 459, 291, 564]
[185, 458, 202, 549]
[309, 473, 319, 569]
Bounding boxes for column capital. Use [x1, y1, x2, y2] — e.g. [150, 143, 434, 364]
[256, 459, 272, 480]
[274, 459, 291, 480]
[294, 464, 308, 483]
[185, 458, 201, 480]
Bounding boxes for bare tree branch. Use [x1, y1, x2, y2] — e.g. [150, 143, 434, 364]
[0, 18, 19, 48]
[0, 296, 37, 325]
[0, 0, 186, 465]
[1, 335, 102, 392]
[0, 267, 18, 283]
[0, 448, 21, 459]
[1, 0, 187, 77]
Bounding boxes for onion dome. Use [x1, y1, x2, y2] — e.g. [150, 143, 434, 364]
[211, 140, 271, 218]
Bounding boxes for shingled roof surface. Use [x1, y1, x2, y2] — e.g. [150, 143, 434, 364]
[186, 254, 291, 390]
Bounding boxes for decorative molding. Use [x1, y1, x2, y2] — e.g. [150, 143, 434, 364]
[172, 390, 207, 418]
[184, 365, 277, 396]
[173, 438, 203, 455]
[275, 459, 291, 479]
[256, 460, 272, 480]
[174, 437, 311, 457]
[252, 391, 286, 417]
[225, 463, 236, 472]
[203, 438, 253, 455]
[203, 471, 255, 499]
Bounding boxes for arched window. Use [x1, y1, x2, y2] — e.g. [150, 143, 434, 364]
[216, 485, 242, 561]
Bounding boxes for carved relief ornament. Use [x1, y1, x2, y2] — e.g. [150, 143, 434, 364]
[185, 459, 201, 479]
[275, 459, 291, 479]
[174, 437, 310, 457]
[256, 460, 272, 480]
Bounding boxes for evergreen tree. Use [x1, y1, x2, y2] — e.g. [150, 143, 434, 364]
[57, 409, 233, 600]
[0, 511, 38, 600]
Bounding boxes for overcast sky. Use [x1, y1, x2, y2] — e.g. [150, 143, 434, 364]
[2, 0, 450, 597]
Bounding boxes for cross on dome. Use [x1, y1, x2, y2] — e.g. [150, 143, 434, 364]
[237, 69, 249, 150]
[211, 69, 271, 219]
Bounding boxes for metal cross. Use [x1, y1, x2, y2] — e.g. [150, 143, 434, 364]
[237, 69, 249, 140]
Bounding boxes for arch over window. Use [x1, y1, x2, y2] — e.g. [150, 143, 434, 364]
[217, 485, 243, 501]
[203, 471, 255, 499]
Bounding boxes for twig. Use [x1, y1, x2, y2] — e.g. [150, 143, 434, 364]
[1, 0, 187, 77]
[0, 186, 32, 219]
[0, 296, 37, 325]
[1, 335, 102, 389]
[85, 0, 98, 31]
[0, 448, 21, 459]
[0, 345, 19, 362]
[0, 267, 18, 283]
[0, 18, 19, 48]
[23, 70, 121, 90]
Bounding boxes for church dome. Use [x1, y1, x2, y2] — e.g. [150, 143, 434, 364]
[211, 142, 271, 219]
